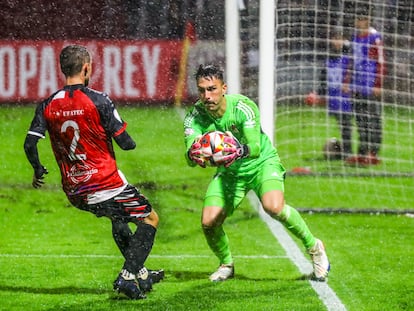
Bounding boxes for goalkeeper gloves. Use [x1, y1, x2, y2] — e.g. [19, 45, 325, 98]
[222, 132, 249, 168]
[188, 137, 206, 168]
[32, 166, 48, 188]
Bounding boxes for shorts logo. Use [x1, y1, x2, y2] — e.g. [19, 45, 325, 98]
[67, 163, 98, 184]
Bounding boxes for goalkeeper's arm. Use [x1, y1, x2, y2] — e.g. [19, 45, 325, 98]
[221, 122, 260, 167]
[242, 126, 260, 158]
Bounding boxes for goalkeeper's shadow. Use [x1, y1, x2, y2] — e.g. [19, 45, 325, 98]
[168, 269, 296, 282]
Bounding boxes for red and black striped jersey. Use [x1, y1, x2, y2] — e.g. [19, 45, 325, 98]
[27, 84, 129, 198]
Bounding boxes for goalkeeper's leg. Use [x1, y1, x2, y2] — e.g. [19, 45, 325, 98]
[260, 185, 330, 281]
[202, 205, 234, 281]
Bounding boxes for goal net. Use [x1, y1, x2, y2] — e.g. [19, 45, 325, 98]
[240, 0, 414, 211]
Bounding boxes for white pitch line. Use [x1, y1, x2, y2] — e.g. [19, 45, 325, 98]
[247, 191, 346, 311]
[0, 254, 287, 260]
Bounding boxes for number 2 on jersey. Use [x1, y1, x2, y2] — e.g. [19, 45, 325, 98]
[61, 120, 87, 161]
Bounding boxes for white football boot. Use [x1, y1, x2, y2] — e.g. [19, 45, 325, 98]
[308, 239, 330, 281]
[209, 263, 234, 282]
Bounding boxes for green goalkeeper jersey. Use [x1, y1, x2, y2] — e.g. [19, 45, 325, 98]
[184, 94, 280, 174]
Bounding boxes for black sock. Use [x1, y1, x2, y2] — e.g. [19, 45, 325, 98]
[112, 219, 132, 259]
[122, 222, 156, 274]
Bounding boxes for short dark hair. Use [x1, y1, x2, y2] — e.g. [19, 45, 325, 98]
[194, 64, 224, 82]
[59, 45, 90, 77]
[355, 5, 370, 20]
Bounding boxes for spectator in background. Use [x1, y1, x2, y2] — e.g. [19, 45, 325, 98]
[306, 27, 353, 160]
[345, 8, 385, 165]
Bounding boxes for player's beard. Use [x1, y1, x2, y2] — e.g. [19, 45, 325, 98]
[84, 78, 89, 87]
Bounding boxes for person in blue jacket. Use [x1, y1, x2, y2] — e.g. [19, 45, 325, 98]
[315, 28, 353, 160]
[345, 8, 385, 165]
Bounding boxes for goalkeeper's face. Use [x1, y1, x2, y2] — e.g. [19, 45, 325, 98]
[197, 76, 227, 116]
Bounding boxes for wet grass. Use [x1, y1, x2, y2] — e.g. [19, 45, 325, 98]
[0, 105, 413, 310]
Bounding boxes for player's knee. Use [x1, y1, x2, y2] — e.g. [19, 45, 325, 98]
[112, 219, 127, 230]
[144, 209, 159, 228]
[201, 217, 216, 228]
[263, 204, 285, 218]
[201, 206, 226, 228]
[261, 192, 285, 216]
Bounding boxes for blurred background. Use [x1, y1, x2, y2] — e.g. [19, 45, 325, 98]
[1, 0, 412, 105]
[2, 1, 414, 209]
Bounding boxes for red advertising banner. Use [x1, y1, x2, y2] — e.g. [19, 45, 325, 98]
[0, 40, 185, 103]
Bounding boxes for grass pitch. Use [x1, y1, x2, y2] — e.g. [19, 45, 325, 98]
[0, 105, 413, 310]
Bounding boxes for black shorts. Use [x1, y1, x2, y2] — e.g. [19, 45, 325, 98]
[71, 185, 152, 220]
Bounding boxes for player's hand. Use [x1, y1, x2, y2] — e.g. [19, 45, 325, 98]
[222, 133, 240, 149]
[188, 138, 206, 168]
[32, 166, 48, 188]
[342, 84, 350, 94]
[373, 87, 382, 98]
[222, 132, 249, 168]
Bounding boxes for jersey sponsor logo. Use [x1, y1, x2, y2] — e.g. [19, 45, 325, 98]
[63, 109, 84, 117]
[67, 163, 98, 184]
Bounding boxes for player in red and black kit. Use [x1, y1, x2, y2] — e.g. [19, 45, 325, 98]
[24, 45, 163, 300]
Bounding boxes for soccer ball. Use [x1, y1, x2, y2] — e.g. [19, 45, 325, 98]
[323, 137, 342, 160]
[199, 131, 232, 166]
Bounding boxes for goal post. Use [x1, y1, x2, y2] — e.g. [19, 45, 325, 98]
[225, 0, 242, 95]
[239, 0, 414, 210]
[258, 0, 276, 144]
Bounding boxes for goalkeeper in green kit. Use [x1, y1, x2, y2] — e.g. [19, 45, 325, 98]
[183, 64, 330, 282]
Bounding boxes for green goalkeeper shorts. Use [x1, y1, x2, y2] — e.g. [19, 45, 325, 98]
[204, 158, 286, 216]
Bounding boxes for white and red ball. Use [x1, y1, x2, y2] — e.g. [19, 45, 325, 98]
[199, 131, 231, 166]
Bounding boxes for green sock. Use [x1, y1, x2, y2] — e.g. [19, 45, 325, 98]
[275, 204, 316, 249]
[203, 225, 233, 265]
